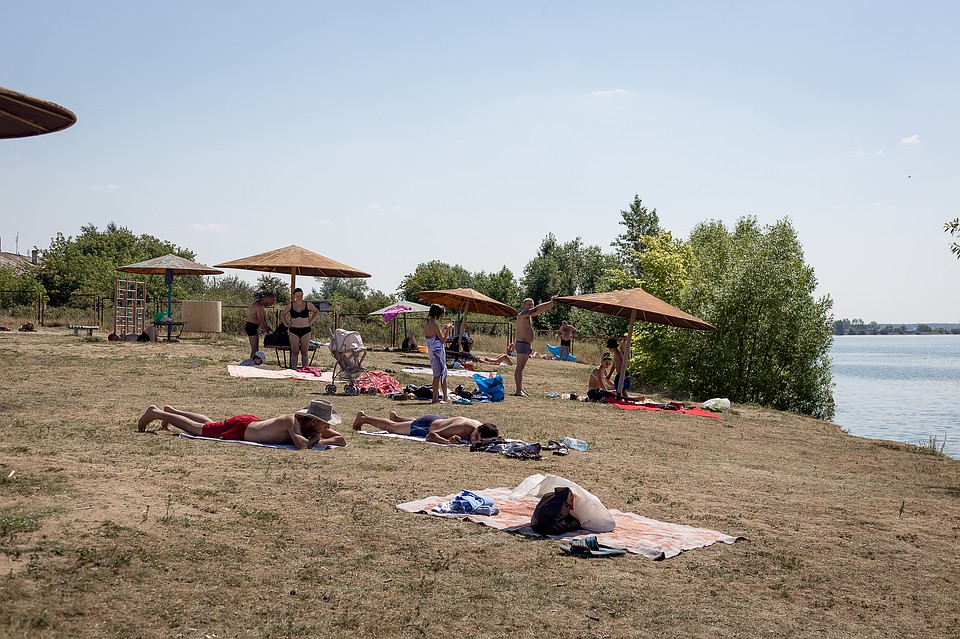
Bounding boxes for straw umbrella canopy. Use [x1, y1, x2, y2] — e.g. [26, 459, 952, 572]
[554, 287, 716, 395]
[117, 254, 223, 321]
[0, 86, 77, 139]
[214, 245, 371, 297]
[417, 288, 517, 318]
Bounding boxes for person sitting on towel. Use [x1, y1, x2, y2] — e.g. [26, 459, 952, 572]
[587, 353, 619, 402]
[137, 399, 346, 449]
[352, 410, 499, 445]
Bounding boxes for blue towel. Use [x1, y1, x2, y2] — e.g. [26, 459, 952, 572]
[546, 344, 577, 361]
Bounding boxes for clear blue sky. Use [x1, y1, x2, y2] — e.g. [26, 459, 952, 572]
[3, 1, 958, 323]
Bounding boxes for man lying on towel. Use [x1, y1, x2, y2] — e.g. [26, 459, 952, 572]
[352, 410, 499, 445]
[137, 399, 347, 449]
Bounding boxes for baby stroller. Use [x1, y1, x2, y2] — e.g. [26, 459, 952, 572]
[326, 328, 370, 395]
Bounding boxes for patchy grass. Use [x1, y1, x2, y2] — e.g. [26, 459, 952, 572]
[0, 331, 958, 638]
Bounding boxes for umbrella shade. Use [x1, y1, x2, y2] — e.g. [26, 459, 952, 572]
[417, 288, 517, 317]
[214, 245, 370, 295]
[555, 287, 714, 396]
[117, 254, 223, 328]
[554, 288, 715, 331]
[368, 300, 431, 316]
[0, 86, 77, 139]
[116, 254, 224, 276]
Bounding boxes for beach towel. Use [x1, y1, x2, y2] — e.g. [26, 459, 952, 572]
[356, 430, 469, 446]
[227, 365, 333, 382]
[354, 370, 403, 395]
[177, 433, 334, 450]
[546, 344, 577, 361]
[401, 366, 476, 379]
[397, 487, 742, 560]
[603, 398, 721, 419]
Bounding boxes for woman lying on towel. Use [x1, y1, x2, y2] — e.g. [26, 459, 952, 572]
[588, 353, 644, 402]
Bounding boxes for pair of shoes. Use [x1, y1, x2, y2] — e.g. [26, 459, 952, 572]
[559, 535, 626, 558]
[543, 440, 569, 456]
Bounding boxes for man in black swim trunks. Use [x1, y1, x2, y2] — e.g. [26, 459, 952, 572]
[245, 293, 275, 358]
[351, 410, 499, 445]
[514, 296, 557, 397]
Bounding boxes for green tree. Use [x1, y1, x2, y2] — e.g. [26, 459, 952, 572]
[253, 275, 289, 305]
[39, 223, 195, 305]
[625, 217, 834, 419]
[521, 234, 608, 329]
[612, 194, 661, 276]
[472, 266, 521, 309]
[0, 266, 45, 308]
[946, 218, 960, 258]
[398, 261, 473, 301]
[195, 274, 254, 306]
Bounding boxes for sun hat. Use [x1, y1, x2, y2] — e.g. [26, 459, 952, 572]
[254, 351, 266, 362]
[296, 399, 341, 425]
[601, 353, 612, 361]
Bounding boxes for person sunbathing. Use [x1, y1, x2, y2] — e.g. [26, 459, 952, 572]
[474, 353, 514, 365]
[352, 410, 499, 445]
[137, 399, 346, 449]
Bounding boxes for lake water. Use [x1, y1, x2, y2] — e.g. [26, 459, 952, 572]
[831, 335, 960, 459]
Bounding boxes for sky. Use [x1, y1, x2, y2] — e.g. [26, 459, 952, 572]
[2, 1, 958, 323]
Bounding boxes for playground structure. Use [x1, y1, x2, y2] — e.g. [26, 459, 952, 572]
[114, 277, 146, 336]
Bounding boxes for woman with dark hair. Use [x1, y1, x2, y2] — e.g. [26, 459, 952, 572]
[281, 288, 319, 369]
[424, 303, 455, 403]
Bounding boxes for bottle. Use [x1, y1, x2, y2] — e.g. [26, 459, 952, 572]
[560, 437, 589, 452]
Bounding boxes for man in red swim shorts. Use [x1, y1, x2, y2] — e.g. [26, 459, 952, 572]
[137, 399, 346, 449]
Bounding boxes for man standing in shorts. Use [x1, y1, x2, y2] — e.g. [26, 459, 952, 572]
[137, 399, 346, 449]
[245, 292, 275, 358]
[556, 320, 578, 361]
[351, 410, 499, 445]
[513, 296, 557, 397]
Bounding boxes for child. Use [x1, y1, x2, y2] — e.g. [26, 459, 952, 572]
[424, 304, 455, 403]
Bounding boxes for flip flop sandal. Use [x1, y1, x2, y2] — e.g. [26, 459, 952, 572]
[559, 535, 626, 558]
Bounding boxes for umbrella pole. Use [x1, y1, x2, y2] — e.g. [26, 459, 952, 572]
[617, 310, 636, 397]
[165, 269, 174, 341]
[290, 267, 297, 299]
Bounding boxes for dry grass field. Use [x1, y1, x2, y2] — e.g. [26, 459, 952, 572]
[2, 330, 959, 638]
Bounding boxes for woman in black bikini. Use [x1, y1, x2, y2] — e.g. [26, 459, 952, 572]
[281, 288, 320, 369]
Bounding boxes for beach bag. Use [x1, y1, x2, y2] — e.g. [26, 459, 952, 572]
[511, 474, 616, 533]
[530, 487, 580, 535]
[263, 323, 288, 347]
[473, 373, 505, 402]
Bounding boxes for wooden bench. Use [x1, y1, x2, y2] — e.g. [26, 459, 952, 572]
[69, 325, 99, 336]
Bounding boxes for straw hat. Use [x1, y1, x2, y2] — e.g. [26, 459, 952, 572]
[296, 399, 341, 425]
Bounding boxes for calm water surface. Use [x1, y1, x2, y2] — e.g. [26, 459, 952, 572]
[831, 335, 960, 459]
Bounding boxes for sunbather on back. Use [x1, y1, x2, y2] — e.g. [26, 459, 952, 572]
[352, 410, 499, 445]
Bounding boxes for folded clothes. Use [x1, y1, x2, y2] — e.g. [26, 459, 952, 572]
[431, 490, 500, 516]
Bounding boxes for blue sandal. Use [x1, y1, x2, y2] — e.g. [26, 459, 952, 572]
[559, 535, 626, 558]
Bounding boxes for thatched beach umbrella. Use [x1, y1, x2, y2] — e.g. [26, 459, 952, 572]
[0, 86, 76, 139]
[117, 254, 223, 338]
[555, 287, 716, 395]
[417, 288, 517, 318]
[214, 245, 370, 297]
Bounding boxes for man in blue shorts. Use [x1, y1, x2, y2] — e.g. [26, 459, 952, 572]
[351, 410, 499, 445]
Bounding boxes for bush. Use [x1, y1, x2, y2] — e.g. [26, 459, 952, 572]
[624, 218, 834, 419]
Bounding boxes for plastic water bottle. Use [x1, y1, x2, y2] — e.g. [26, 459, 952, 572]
[560, 437, 589, 452]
